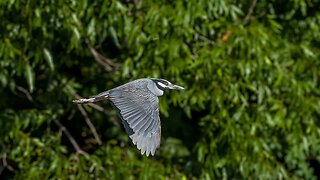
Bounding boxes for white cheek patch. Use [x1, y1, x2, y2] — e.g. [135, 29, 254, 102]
[157, 82, 167, 88]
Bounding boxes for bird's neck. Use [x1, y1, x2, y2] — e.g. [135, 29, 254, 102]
[147, 82, 164, 96]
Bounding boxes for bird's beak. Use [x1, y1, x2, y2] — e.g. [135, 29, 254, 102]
[169, 84, 185, 90]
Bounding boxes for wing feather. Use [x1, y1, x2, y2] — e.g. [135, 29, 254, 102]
[139, 115, 153, 135]
[131, 113, 151, 132]
[143, 110, 157, 134]
[127, 112, 147, 126]
[108, 82, 161, 156]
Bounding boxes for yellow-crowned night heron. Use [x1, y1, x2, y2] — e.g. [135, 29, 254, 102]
[73, 78, 184, 156]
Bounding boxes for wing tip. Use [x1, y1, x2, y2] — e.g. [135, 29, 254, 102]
[130, 132, 160, 157]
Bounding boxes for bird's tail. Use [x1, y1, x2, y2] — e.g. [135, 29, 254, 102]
[72, 91, 109, 104]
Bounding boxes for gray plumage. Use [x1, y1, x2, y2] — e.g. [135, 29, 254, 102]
[73, 78, 184, 156]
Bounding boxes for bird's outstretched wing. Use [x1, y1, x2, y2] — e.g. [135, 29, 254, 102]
[108, 86, 161, 156]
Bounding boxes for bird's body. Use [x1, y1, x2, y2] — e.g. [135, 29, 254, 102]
[73, 78, 184, 156]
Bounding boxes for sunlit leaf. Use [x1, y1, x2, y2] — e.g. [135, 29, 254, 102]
[24, 62, 34, 92]
[43, 48, 54, 71]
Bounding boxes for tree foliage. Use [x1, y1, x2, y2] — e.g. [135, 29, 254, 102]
[1, 0, 320, 179]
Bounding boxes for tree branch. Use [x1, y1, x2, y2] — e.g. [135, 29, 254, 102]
[53, 120, 88, 155]
[77, 104, 102, 145]
[16, 85, 33, 102]
[198, 34, 215, 45]
[244, 0, 258, 24]
[0, 152, 15, 175]
[88, 45, 117, 72]
[0, 163, 3, 175]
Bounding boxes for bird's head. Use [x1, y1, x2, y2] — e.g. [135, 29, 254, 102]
[151, 78, 185, 91]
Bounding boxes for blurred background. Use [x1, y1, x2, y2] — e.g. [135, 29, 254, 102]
[1, 0, 320, 179]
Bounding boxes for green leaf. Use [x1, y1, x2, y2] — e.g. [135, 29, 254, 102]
[24, 63, 34, 92]
[109, 26, 120, 47]
[43, 48, 54, 71]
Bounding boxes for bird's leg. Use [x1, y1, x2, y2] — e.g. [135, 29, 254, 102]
[72, 97, 97, 104]
[72, 95, 109, 104]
